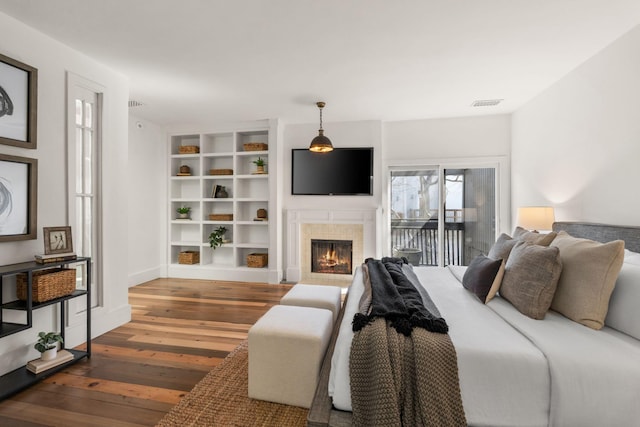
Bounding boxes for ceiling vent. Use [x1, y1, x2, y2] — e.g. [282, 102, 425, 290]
[128, 100, 144, 108]
[471, 99, 503, 107]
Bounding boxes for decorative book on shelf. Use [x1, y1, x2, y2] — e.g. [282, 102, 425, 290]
[27, 350, 74, 374]
[34, 252, 77, 264]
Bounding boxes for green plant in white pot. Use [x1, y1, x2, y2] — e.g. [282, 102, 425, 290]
[35, 331, 64, 361]
[176, 206, 191, 219]
[208, 226, 227, 250]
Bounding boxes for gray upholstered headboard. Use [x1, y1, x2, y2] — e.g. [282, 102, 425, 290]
[553, 222, 640, 253]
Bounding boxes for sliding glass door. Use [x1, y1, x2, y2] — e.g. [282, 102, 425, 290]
[389, 166, 496, 266]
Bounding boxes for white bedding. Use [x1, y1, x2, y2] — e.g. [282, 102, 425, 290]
[329, 266, 550, 427]
[328, 265, 640, 427]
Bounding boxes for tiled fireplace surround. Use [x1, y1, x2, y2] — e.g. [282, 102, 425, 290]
[286, 209, 380, 286]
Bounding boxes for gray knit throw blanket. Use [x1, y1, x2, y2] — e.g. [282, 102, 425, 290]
[349, 261, 467, 426]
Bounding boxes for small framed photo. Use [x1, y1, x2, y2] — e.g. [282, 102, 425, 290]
[0, 52, 38, 149]
[0, 154, 37, 242]
[43, 226, 73, 255]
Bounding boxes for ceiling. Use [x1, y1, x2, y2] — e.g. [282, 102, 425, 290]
[1, 0, 639, 128]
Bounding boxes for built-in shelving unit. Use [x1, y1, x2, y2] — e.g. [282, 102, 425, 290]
[0, 258, 91, 400]
[168, 119, 282, 283]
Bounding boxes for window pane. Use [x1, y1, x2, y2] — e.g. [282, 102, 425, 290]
[75, 196, 83, 255]
[75, 128, 83, 194]
[449, 168, 496, 265]
[84, 102, 92, 128]
[75, 100, 83, 126]
[84, 130, 93, 194]
[84, 197, 93, 259]
[390, 170, 439, 266]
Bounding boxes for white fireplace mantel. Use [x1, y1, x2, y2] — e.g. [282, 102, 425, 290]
[286, 209, 381, 283]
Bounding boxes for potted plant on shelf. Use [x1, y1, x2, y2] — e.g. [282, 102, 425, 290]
[177, 206, 191, 219]
[252, 157, 266, 174]
[209, 226, 227, 250]
[34, 331, 64, 361]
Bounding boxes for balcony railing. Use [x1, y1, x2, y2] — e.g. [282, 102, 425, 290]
[391, 219, 465, 266]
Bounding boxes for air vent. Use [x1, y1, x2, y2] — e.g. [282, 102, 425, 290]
[128, 100, 144, 108]
[471, 99, 503, 107]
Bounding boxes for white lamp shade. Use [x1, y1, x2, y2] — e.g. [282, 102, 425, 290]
[517, 206, 555, 231]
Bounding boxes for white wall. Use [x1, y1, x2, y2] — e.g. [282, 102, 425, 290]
[512, 25, 640, 226]
[0, 12, 131, 375]
[127, 115, 166, 286]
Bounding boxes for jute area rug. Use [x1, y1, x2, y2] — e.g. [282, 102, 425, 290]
[157, 340, 308, 427]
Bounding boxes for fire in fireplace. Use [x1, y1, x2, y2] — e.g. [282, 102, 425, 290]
[311, 239, 353, 275]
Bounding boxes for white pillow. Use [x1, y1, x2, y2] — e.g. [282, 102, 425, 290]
[624, 249, 640, 266]
[605, 263, 640, 340]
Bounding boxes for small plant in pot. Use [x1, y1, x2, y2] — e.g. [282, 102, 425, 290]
[209, 226, 227, 250]
[252, 157, 266, 173]
[35, 331, 64, 361]
[177, 206, 191, 219]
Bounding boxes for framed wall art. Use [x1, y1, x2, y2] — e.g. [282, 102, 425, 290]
[0, 52, 38, 149]
[43, 226, 73, 255]
[0, 154, 38, 242]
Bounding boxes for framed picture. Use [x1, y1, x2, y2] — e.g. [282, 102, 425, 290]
[43, 226, 73, 255]
[0, 154, 37, 242]
[212, 184, 221, 198]
[0, 52, 38, 149]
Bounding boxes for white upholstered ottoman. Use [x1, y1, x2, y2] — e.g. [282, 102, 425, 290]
[248, 304, 333, 408]
[280, 283, 342, 323]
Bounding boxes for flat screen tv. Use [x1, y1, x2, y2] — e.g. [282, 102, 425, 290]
[291, 147, 373, 195]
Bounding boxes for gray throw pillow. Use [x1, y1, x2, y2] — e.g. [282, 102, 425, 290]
[500, 241, 563, 320]
[462, 255, 505, 303]
[488, 233, 517, 261]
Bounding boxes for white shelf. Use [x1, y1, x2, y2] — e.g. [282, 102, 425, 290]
[167, 120, 280, 283]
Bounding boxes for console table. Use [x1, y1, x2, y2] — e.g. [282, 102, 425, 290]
[0, 257, 91, 400]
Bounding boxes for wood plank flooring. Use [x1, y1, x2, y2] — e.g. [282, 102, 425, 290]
[0, 278, 292, 426]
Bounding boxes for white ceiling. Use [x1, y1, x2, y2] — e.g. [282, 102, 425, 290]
[1, 0, 639, 128]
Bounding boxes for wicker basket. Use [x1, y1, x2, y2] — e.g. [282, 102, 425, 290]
[179, 145, 199, 154]
[178, 251, 200, 265]
[209, 214, 233, 221]
[243, 142, 268, 151]
[17, 268, 76, 303]
[209, 169, 233, 175]
[247, 253, 268, 268]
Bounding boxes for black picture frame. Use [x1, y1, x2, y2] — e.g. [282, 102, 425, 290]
[0, 52, 38, 149]
[43, 226, 73, 255]
[0, 153, 38, 241]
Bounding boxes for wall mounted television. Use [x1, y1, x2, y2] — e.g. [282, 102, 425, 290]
[291, 147, 373, 195]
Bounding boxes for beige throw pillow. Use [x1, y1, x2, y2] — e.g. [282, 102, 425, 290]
[550, 231, 625, 329]
[513, 226, 557, 246]
[500, 241, 563, 320]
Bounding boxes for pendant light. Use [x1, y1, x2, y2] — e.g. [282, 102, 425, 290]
[309, 101, 333, 152]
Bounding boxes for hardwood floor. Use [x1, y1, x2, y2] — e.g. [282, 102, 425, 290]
[0, 278, 292, 426]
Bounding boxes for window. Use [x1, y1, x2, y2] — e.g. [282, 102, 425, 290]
[389, 164, 498, 266]
[67, 73, 103, 317]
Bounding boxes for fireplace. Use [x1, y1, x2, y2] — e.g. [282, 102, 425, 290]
[311, 239, 353, 275]
[286, 209, 379, 286]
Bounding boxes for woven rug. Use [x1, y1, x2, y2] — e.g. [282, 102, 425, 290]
[157, 340, 308, 427]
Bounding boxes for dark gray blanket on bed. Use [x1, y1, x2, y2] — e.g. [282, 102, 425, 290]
[350, 258, 466, 426]
[352, 257, 449, 335]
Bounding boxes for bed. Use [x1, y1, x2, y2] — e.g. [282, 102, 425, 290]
[307, 222, 640, 427]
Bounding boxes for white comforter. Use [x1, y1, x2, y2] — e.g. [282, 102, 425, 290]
[328, 265, 640, 427]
